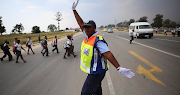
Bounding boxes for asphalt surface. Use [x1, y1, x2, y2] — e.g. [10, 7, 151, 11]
[0, 31, 180, 95]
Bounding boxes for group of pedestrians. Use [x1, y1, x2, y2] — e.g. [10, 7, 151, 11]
[0, 35, 77, 63]
[164, 27, 180, 37]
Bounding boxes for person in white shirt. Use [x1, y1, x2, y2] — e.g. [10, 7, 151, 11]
[178, 27, 180, 37]
[52, 36, 59, 53]
[13, 38, 18, 55]
[164, 28, 167, 35]
[171, 28, 176, 37]
[68, 35, 74, 56]
[15, 40, 26, 63]
[130, 30, 134, 44]
[26, 37, 35, 54]
[63, 35, 76, 59]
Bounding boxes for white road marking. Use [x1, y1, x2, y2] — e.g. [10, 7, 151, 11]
[106, 71, 116, 95]
[154, 38, 180, 43]
[110, 34, 180, 59]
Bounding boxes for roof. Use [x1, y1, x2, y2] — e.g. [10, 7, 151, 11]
[130, 22, 150, 26]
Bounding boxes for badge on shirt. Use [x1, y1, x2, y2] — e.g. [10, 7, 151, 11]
[83, 48, 89, 55]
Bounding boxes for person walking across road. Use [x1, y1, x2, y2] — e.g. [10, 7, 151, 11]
[13, 38, 18, 55]
[63, 35, 76, 59]
[0, 41, 13, 61]
[38, 35, 41, 43]
[72, 0, 135, 95]
[52, 36, 59, 53]
[15, 40, 26, 63]
[26, 37, 35, 54]
[164, 28, 167, 35]
[42, 36, 49, 56]
[130, 30, 134, 44]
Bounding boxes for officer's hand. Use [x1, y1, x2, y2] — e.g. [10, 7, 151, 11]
[72, 0, 79, 10]
[118, 67, 135, 78]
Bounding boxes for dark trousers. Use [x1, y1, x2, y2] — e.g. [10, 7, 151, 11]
[130, 36, 134, 44]
[52, 45, 59, 53]
[81, 72, 106, 95]
[28, 45, 34, 53]
[43, 47, 49, 56]
[1, 51, 12, 61]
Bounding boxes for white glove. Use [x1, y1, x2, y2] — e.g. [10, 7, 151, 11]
[118, 67, 135, 78]
[72, 0, 79, 10]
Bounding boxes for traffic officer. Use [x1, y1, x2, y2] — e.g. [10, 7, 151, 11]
[72, 0, 135, 95]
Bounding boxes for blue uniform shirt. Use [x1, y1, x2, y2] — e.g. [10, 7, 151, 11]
[83, 30, 109, 54]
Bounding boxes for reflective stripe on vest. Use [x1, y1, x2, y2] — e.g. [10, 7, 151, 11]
[80, 34, 109, 74]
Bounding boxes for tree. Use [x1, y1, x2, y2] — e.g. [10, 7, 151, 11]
[32, 26, 41, 33]
[100, 25, 104, 29]
[107, 24, 115, 28]
[169, 21, 176, 28]
[117, 22, 123, 27]
[0, 16, 6, 35]
[151, 14, 163, 28]
[163, 19, 171, 28]
[55, 12, 63, 31]
[128, 19, 135, 25]
[137, 16, 148, 22]
[12, 23, 24, 34]
[47, 24, 57, 32]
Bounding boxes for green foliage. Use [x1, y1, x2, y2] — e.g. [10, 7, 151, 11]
[163, 19, 171, 28]
[137, 16, 148, 22]
[128, 19, 135, 25]
[0, 16, 6, 35]
[152, 14, 163, 28]
[47, 24, 57, 32]
[32, 26, 41, 33]
[12, 23, 24, 34]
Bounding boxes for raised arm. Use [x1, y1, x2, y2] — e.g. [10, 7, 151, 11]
[72, 0, 84, 31]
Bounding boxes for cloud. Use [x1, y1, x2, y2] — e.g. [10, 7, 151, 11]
[19, 5, 40, 13]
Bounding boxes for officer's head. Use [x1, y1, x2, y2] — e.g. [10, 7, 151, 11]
[83, 20, 96, 37]
[55, 36, 57, 38]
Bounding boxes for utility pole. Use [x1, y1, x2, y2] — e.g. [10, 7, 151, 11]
[115, 19, 116, 28]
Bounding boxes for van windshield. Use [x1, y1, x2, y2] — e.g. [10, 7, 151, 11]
[129, 26, 135, 29]
[139, 25, 151, 29]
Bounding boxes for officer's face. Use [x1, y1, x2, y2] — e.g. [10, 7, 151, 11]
[84, 26, 95, 37]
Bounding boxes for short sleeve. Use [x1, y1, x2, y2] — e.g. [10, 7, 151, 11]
[96, 41, 109, 54]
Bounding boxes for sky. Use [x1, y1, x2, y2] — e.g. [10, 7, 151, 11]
[0, 0, 180, 34]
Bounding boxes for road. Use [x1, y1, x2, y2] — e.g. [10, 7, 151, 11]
[0, 31, 180, 95]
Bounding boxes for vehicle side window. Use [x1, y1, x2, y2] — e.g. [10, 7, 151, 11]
[136, 26, 138, 29]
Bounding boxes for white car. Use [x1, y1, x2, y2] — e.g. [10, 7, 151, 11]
[129, 22, 153, 38]
[107, 29, 113, 33]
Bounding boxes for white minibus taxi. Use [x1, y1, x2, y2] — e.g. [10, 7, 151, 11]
[129, 22, 153, 38]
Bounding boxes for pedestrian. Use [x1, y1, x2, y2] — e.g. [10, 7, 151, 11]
[164, 28, 167, 35]
[52, 36, 59, 53]
[155, 28, 158, 34]
[63, 35, 76, 59]
[13, 38, 18, 55]
[171, 28, 175, 37]
[178, 27, 180, 37]
[38, 35, 41, 43]
[0, 41, 13, 61]
[130, 30, 134, 44]
[42, 36, 49, 56]
[72, 0, 135, 95]
[40, 40, 45, 53]
[68, 34, 74, 56]
[15, 40, 26, 63]
[26, 37, 35, 54]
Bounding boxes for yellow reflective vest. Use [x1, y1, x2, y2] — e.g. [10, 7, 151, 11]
[80, 33, 109, 74]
